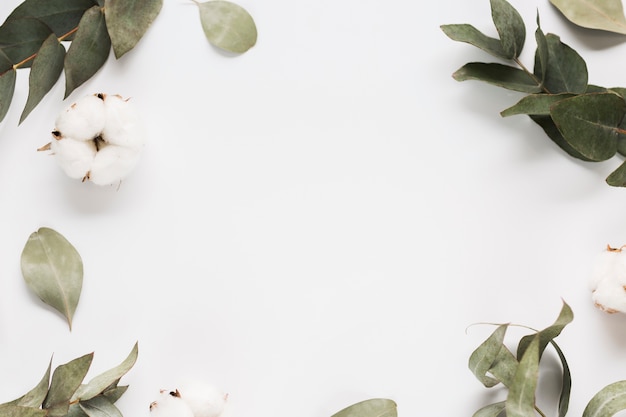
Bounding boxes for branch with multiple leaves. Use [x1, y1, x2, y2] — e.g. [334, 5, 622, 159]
[441, 0, 626, 187]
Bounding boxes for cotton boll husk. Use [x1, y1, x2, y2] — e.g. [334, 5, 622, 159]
[54, 94, 106, 140]
[49, 138, 97, 180]
[178, 381, 228, 417]
[88, 144, 141, 186]
[101, 95, 145, 149]
[150, 391, 195, 417]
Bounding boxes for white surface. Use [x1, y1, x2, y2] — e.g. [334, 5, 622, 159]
[1, 0, 626, 416]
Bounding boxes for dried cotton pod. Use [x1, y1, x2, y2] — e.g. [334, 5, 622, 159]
[590, 245, 626, 313]
[39, 93, 145, 186]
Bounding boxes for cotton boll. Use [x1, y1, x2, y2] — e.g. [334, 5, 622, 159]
[150, 390, 195, 417]
[177, 381, 229, 417]
[88, 144, 142, 186]
[49, 137, 97, 180]
[101, 95, 145, 149]
[54, 94, 106, 140]
[590, 245, 626, 313]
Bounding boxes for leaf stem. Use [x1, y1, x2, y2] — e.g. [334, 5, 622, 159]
[534, 405, 547, 417]
[10, 26, 78, 72]
[513, 57, 551, 94]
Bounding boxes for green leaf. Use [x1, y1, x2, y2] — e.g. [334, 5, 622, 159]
[104, 0, 163, 58]
[331, 399, 397, 417]
[6, 0, 98, 39]
[440, 24, 508, 59]
[552, 341, 572, 417]
[0, 18, 53, 67]
[0, 65, 17, 124]
[583, 380, 626, 417]
[468, 324, 509, 387]
[20, 33, 66, 124]
[529, 115, 594, 161]
[550, 0, 626, 34]
[20, 227, 83, 330]
[550, 93, 626, 161]
[0, 405, 46, 417]
[64, 5, 111, 98]
[473, 401, 506, 417]
[534, 33, 587, 94]
[606, 160, 626, 187]
[452, 62, 541, 93]
[490, 0, 525, 59]
[488, 347, 518, 388]
[516, 300, 574, 359]
[65, 404, 89, 417]
[79, 396, 122, 417]
[13, 357, 53, 407]
[501, 93, 574, 117]
[102, 385, 128, 403]
[195, 0, 257, 54]
[506, 335, 540, 417]
[73, 342, 138, 401]
[534, 14, 548, 87]
[43, 353, 93, 416]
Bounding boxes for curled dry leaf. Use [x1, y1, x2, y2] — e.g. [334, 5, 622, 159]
[20, 227, 83, 330]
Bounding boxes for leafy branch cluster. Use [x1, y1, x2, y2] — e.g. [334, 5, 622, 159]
[470, 301, 626, 417]
[441, 0, 626, 187]
[0, 342, 138, 417]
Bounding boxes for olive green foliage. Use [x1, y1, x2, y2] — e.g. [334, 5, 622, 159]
[441, 0, 626, 187]
[550, 0, 626, 34]
[331, 398, 397, 417]
[0, 343, 138, 417]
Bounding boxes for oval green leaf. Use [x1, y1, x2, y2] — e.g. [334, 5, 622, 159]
[550, 0, 626, 34]
[440, 24, 507, 60]
[21, 227, 83, 330]
[7, 0, 98, 39]
[500, 93, 574, 117]
[583, 380, 626, 417]
[606, 160, 626, 187]
[490, 0, 525, 59]
[104, 0, 163, 58]
[535, 33, 587, 94]
[20, 33, 66, 124]
[452, 62, 541, 93]
[331, 399, 397, 417]
[43, 353, 93, 416]
[64, 5, 111, 98]
[0, 18, 53, 67]
[196, 0, 257, 53]
[79, 396, 122, 417]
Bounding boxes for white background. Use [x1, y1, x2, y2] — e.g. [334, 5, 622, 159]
[1, 0, 626, 416]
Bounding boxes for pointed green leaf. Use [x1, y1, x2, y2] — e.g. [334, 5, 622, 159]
[534, 33, 587, 94]
[20, 227, 83, 330]
[0, 66, 16, 124]
[20, 33, 65, 124]
[473, 401, 506, 417]
[195, 0, 257, 54]
[501, 93, 574, 117]
[43, 353, 93, 416]
[583, 380, 626, 417]
[64, 5, 111, 98]
[0, 18, 53, 67]
[331, 399, 397, 417]
[552, 341, 572, 417]
[65, 404, 89, 417]
[534, 14, 548, 87]
[104, 0, 163, 58]
[452, 62, 541, 93]
[7, 0, 98, 39]
[606, 160, 626, 187]
[550, 0, 626, 34]
[0, 405, 46, 417]
[15, 357, 53, 407]
[79, 396, 123, 417]
[550, 93, 625, 161]
[73, 342, 138, 401]
[517, 300, 574, 359]
[490, 0, 525, 59]
[468, 324, 508, 387]
[506, 335, 540, 417]
[103, 385, 128, 403]
[529, 115, 594, 161]
[440, 24, 508, 59]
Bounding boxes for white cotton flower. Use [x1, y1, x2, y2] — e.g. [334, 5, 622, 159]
[150, 390, 195, 417]
[590, 245, 626, 313]
[177, 381, 229, 417]
[39, 93, 145, 186]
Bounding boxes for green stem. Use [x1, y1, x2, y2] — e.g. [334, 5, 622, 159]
[514, 57, 551, 94]
[535, 405, 547, 417]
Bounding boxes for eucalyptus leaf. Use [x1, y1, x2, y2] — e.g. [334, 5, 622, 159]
[516, 300, 573, 359]
[331, 399, 397, 417]
[102, 386, 128, 403]
[14, 357, 52, 408]
[606, 160, 626, 187]
[65, 404, 89, 417]
[550, 0, 626, 34]
[534, 33, 587, 94]
[440, 24, 508, 59]
[64, 5, 111, 98]
[488, 346, 518, 388]
[490, 0, 525, 59]
[79, 396, 122, 417]
[473, 401, 506, 417]
[0, 66, 16, 124]
[0, 18, 52, 67]
[500, 93, 574, 117]
[73, 342, 138, 401]
[20, 33, 66, 124]
[0, 405, 46, 417]
[452, 62, 541, 93]
[550, 93, 625, 161]
[43, 353, 93, 416]
[20, 227, 83, 330]
[552, 341, 571, 417]
[506, 335, 539, 417]
[534, 14, 548, 88]
[104, 0, 163, 58]
[468, 323, 509, 387]
[6, 0, 98, 39]
[195, 0, 257, 53]
[529, 115, 593, 161]
[583, 380, 626, 417]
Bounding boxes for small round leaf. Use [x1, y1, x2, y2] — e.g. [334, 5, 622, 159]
[196, 0, 257, 53]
